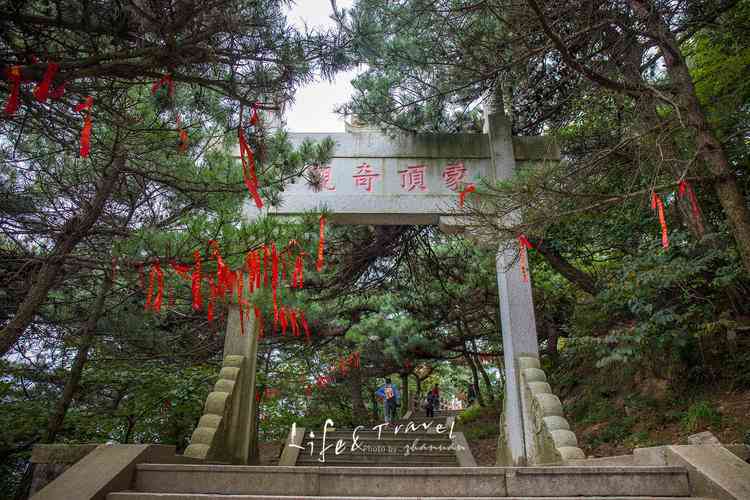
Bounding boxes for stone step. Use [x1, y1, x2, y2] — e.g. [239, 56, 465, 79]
[296, 455, 458, 464]
[130, 465, 691, 497]
[110, 495, 709, 500]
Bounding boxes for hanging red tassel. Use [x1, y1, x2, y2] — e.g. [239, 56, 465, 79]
[678, 180, 704, 236]
[74, 96, 94, 158]
[238, 105, 264, 208]
[192, 250, 202, 310]
[293, 255, 304, 289]
[144, 262, 164, 312]
[280, 306, 288, 336]
[262, 246, 270, 288]
[518, 234, 534, 283]
[176, 115, 189, 153]
[4, 66, 22, 115]
[151, 74, 174, 97]
[290, 309, 300, 337]
[459, 184, 476, 208]
[249, 102, 259, 126]
[651, 191, 669, 249]
[300, 310, 311, 343]
[207, 274, 217, 322]
[317, 215, 326, 272]
[33, 62, 59, 103]
[271, 243, 279, 321]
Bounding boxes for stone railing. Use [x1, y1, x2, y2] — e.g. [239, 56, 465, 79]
[184, 354, 245, 462]
[517, 355, 584, 464]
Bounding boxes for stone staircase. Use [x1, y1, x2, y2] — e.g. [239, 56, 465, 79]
[104, 463, 709, 499]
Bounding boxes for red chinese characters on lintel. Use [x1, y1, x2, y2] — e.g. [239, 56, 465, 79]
[313, 165, 336, 191]
[353, 163, 380, 192]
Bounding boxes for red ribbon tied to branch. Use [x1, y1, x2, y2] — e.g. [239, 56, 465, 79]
[151, 74, 174, 97]
[33, 62, 59, 103]
[317, 215, 326, 272]
[518, 234, 534, 282]
[650, 191, 669, 249]
[145, 262, 165, 312]
[191, 250, 202, 311]
[4, 66, 22, 115]
[459, 184, 476, 208]
[238, 105, 264, 209]
[678, 180, 704, 237]
[74, 96, 94, 158]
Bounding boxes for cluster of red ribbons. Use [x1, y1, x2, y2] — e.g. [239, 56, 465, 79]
[135, 223, 327, 339]
[151, 73, 191, 154]
[302, 352, 361, 395]
[4, 61, 66, 115]
[517, 234, 535, 282]
[238, 103, 263, 208]
[650, 180, 703, 250]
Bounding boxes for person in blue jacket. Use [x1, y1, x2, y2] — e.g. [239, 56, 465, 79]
[375, 377, 400, 423]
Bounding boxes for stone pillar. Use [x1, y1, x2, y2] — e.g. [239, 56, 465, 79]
[485, 108, 540, 466]
[223, 303, 260, 464]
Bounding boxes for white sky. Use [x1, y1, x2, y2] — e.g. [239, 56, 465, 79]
[285, 0, 358, 132]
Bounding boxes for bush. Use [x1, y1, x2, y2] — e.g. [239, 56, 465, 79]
[680, 401, 721, 433]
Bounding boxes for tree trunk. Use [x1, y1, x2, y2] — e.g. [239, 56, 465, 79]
[529, 238, 599, 295]
[44, 275, 112, 443]
[0, 153, 125, 356]
[400, 373, 409, 417]
[471, 339, 495, 404]
[629, 0, 750, 275]
[474, 354, 496, 404]
[464, 349, 485, 406]
[349, 367, 368, 423]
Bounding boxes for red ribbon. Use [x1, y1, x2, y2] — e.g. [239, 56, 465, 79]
[280, 306, 288, 336]
[651, 191, 669, 249]
[292, 254, 304, 289]
[290, 309, 299, 337]
[4, 66, 22, 115]
[207, 274, 217, 322]
[317, 215, 326, 272]
[459, 184, 476, 208]
[151, 74, 174, 97]
[249, 102, 259, 126]
[299, 310, 311, 343]
[145, 262, 164, 312]
[271, 243, 279, 321]
[75, 96, 94, 158]
[33, 62, 59, 103]
[262, 245, 270, 288]
[239, 105, 264, 209]
[678, 180, 704, 236]
[191, 250, 202, 311]
[518, 234, 534, 282]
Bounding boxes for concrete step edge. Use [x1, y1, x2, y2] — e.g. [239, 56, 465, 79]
[109, 495, 707, 500]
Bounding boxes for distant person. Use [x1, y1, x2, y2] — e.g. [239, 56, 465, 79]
[375, 378, 400, 424]
[426, 384, 440, 417]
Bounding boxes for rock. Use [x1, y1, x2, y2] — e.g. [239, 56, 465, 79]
[688, 431, 721, 445]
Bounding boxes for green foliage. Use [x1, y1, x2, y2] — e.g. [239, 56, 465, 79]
[680, 401, 722, 433]
[456, 403, 483, 424]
